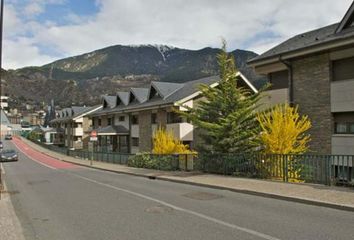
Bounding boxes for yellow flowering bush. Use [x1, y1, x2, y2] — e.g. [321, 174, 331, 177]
[152, 127, 192, 154]
[257, 104, 312, 182]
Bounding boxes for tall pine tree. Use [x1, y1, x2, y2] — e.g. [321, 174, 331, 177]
[181, 41, 263, 154]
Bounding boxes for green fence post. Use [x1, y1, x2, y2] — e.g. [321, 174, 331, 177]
[283, 155, 288, 182]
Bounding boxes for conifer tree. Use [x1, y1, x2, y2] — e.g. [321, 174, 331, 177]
[181, 41, 263, 153]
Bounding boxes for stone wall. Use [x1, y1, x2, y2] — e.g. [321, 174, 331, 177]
[292, 53, 332, 154]
[100, 116, 108, 127]
[138, 110, 152, 151]
[82, 117, 91, 149]
[156, 109, 167, 128]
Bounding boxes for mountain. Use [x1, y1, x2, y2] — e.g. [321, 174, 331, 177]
[2, 44, 266, 107]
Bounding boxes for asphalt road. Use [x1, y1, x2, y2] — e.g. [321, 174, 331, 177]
[2, 139, 354, 240]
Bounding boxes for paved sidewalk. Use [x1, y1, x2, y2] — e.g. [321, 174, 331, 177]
[21, 137, 354, 211]
[0, 179, 25, 240]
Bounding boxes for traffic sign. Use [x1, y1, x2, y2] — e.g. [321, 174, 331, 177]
[90, 136, 98, 141]
[91, 130, 97, 138]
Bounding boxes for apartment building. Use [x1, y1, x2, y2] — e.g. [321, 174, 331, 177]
[89, 74, 258, 153]
[0, 95, 9, 113]
[50, 105, 102, 149]
[248, 2, 354, 156]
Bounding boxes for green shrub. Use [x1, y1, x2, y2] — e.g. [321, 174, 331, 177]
[127, 153, 178, 170]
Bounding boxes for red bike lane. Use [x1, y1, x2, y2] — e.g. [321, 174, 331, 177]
[11, 137, 78, 170]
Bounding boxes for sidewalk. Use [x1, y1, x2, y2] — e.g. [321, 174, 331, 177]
[21, 137, 354, 211]
[0, 180, 25, 240]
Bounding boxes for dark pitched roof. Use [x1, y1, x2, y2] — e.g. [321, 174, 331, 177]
[102, 95, 116, 108]
[130, 88, 149, 103]
[249, 2, 354, 65]
[51, 105, 101, 123]
[336, 1, 354, 33]
[91, 74, 258, 117]
[150, 81, 184, 99]
[117, 92, 130, 106]
[91, 76, 219, 116]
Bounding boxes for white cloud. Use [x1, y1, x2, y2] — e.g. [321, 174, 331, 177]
[3, 38, 56, 69]
[23, 2, 44, 16]
[3, 0, 353, 69]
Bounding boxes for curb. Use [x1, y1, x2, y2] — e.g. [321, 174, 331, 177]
[59, 160, 354, 212]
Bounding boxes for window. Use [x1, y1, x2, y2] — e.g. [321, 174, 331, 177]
[167, 112, 182, 124]
[268, 70, 289, 90]
[151, 113, 157, 124]
[335, 123, 348, 134]
[350, 123, 354, 133]
[92, 118, 95, 127]
[98, 119, 102, 127]
[335, 123, 354, 134]
[132, 115, 139, 125]
[132, 137, 139, 147]
[334, 112, 354, 134]
[119, 116, 125, 122]
[332, 57, 354, 81]
[107, 117, 112, 126]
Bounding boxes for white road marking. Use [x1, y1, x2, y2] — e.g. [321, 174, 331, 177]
[11, 141, 57, 170]
[69, 172, 281, 240]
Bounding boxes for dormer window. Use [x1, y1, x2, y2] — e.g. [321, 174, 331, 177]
[129, 92, 137, 103]
[149, 86, 161, 99]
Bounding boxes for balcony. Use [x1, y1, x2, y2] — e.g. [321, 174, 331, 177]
[331, 79, 354, 112]
[166, 123, 193, 141]
[73, 128, 83, 136]
[258, 88, 288, 111]
[332, 134, 354, 156]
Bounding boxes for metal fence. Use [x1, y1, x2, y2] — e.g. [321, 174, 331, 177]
[68, 149, 134, 165]
[194, 153, 354, 186]
[28, 139, 353, 186]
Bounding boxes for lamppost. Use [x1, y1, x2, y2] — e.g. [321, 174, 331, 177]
[0, 0, 2, 198]
[0, 0, 3, 130]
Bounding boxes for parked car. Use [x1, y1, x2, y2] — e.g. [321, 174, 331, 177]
[4, 134, 12, 140]
[0, 149, 18, 162]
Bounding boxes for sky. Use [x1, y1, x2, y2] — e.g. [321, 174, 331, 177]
[2, 0, 353, 69]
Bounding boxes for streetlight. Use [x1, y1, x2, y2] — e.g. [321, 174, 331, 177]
[0, 0, 3, 199]
[0, 0, 3, 139]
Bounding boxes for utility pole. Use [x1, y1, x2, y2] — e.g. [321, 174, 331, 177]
[0, 0, 2, 198]
[0, 0, 3, 97]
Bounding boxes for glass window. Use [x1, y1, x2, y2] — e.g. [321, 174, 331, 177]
[336, 123, 348, 133]
[107, 118, 112, 126]
[350, 123, 354, 133]
[151, 113, 157, 124]
[332, 57, 354, 81]
[132, 137, 139, 147]
[132, 115, 139, 125]
[119, 116, 125, 122]
[167, 112, 182, 124]
[98, 119, 102, 126]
